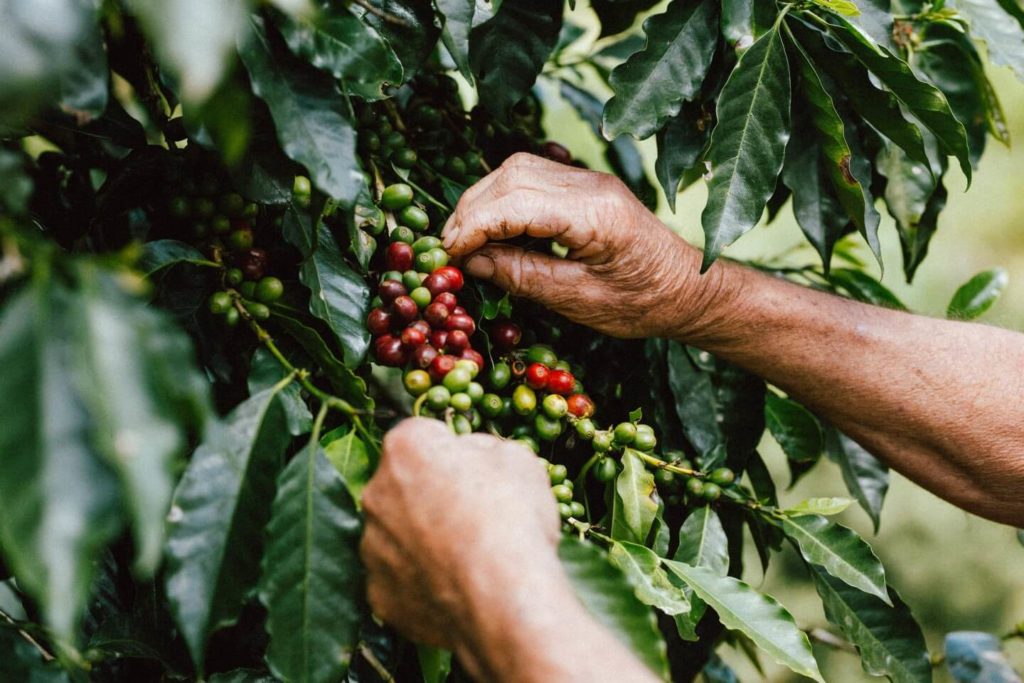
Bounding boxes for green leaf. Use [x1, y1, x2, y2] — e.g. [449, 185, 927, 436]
[417, 645, 453, 683]
[785, 497, 853, 516]
[811, 0, 861, 14]
[239, 16, 363, 206]
[701, 26, 791, 267]
[249, 348, 313, 437]
[0, 150, 33, 215]
[722, 0, 777, 43]
[602, 0, 718, 140]
[810, 565, 932, 682]
[260, 444, 363, 683]
[164, 387, 292, 670]
[362, 0, 440, 81]
[0, 626, 70, 682]
[666, 341, 723, 460]
[299, 222, 371, 366]
[945, 631, 1021, 683]
[955, 0, 1024, 82]
[781, 515, 889, 602]
[664, 561, 824, 682]
[591, 0, 662, 37]
[612, 449, 659, 544]
[558, 538, 670, 679]
[947, 268, 1008, 320]
[436, 0, 475, 81]
[58, 3, 108, 121]
[824, 426, 889, 531]
[0, 283, 122, 640]
[655, 105, 710, 212]
[765, 393, 823, 463]
[323, 431, 372, 505]
[469, 0, 562, 117]
[127, 0, 245, 103]
[781, 135, 849, 270]
[828, 268, 907, 310]
[609, 541, 691, 615]
[823, 14, 972, 181]
[877, 141, 938, 255]
[277, 7, 403, 97]
[139, 240, 216, 276]
[674, 506, 729, 574]
[208, 670, 279, 683]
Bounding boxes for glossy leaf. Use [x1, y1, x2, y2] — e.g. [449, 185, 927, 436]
[722, 0, 777, 43]
[810, 565, 932, 682]
[825, 426, 889, 532]
[701, 26, 791, 267]
[664, 561, 824, 682]
[947, 268, 1008, 320]
[765, 393, 823, 463]
[955, 0, 1024, 82]
[666, 341, 723, 460]
[138, 240, 215, 277]
[674, 506, 729, 574]
[558, 538, 670, 679]
[945, 631, 1022, 683]
[828, 268, 907, 310]
[612, 449, 659, 545]
[610, 541, 690, 615]
[469, 0, 562, 117]
[300, 222, 371, 366]
[127, 0, 245, 102]
[785, 497, 853, 516]
[436, 0, 475, 81]
[249, 348, 313, 437]
[591, 0, 662, 37]
[323, 431, 372, 505]
[239, 16, 363, 206]
[877, 141, 937, 252]
[782, 514, 890, 602]
[362, 0, 440, 81]
[782, 135, 849, 269]
[656, 105, 711, 212]
[417, 645, 453, 683]
[260, 444, 363, 683]
[165, 387, 291, 670]
[602, 0, 718, 140]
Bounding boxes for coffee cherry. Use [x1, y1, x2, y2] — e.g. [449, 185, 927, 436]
[535, 414, 563, 441]
[381, 183, 414, 210]
[558, 503, 573, 520]
[404, 370, 432, 396]
[517, 436, 540, 454]
[592, 431, 613, 452]
[434, 292, 457, 311]
[445, 314, 476, 335]
[398, 205, 429, 231]
[245, 301, 271, 321]
[551, 484, 573, 504]
[367, 308, 392, 336]
[426, 386, 451, 411]
[392, 296, 419, 323]
[633, 430, 657, 452]
[429, 354, 456, 382]
[455, 358, 480, 379]
[410, 286, 432, 309]
[212, 215, 232, 234]
[393, 148, 418, 169]
[378, 279, 407, 304]
[410, 320, 431, 336]
[466, 382, 484, 403]
[194, 197, 216, 218]
[237, 248, 268, 280]
[239, 281, 257, 299]
[685, 478, 705, 497]
[491, 321, 522, 351]
[226, 268, 244, 286]
[500, 396, 514, 419]
[701, 482, 723, 501]
[542, 141, 572, 164]
[525, 363, 550, 390]
[374, 335, 407, 367]
[569, 501, 586, 518]
[382, 271, 404, 282]
[445, 330, 470, 353]
[423, 302, 449, 328]
[526, 344, 558, 367]
[401, 270, 423, 290]
[433, 266, 464, 291]
[512, 385, 537, 415]
[613, 422, 638, 446]
[549, 464, 568, 485]
[542, 394, 568, 419]
[413, 236, 442, 254]
[224, 307, 240, 327]
[575, 418, 596, 441]
[401, 326, 427, 348]
[415, 251, 436, 273]
[488, 362, 511, 390]
[293, 175, 312, 197]
[386, 242, 415, 272]
[654, 469, 675, 486]
[452, 305, 467, 316]
[391, 226, 416, 244]
[423, 272, 453, 297]
[547, 369, 575, 396]
[443, 366, 473, 393]
[408, 343, 436, 369]
[255, 277, 284, 303]
[480, 393, 503, 418]
[594, 457, 618, 482]
[226, 226, 254, 250]
[430, 330, 449, 350]
[709, 467, 736, 487]
[566, 394, 595, 418]
[461, 349, 485, 371]
[450, 392, 473, 412]
[208, 291, 232, 314]
[511, 359, 527, 378]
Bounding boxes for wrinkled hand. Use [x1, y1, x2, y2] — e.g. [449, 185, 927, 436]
[442, 153, 707, 339]
[360, 418, 560, 650]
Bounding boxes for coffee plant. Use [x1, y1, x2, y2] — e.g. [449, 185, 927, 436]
[1, 0, 1022, 681]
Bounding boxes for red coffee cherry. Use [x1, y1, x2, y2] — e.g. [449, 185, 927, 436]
[461, 348, 485, 371]
[433, 266, 464, 292]
[413, 344, 439, 369]
[237, 248, 268, 280]
[446, 330, 470, 353]
[525, 363, 550, 390]
[378, 279, 407, 304]
[491, 321, 522, 351]
[429, 354, 457, 382]
[547, 369, 575, 396]
[452, 306, 466, 316]
[430, 330, 449, 349]
[386, 242, 415, 272]
[423, 272, 453, 297]
[392, 295, 419, 322]
[374, 335, 407, 367]
[445, 314, 476, 335]
[567, 393, 595, 418]
[410, 320, 431, 336]
[401, 325, 427, 348]
[424, 301, 450, 328]
[434, 292, 457, 311]
[367, 308, 392, 336]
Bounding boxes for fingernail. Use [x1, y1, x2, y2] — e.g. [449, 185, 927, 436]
[464, 253, 495, 279]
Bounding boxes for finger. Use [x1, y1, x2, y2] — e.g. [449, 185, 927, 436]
[443, 152, 554, 232]
[381, 417, 451, 464]
[463, 244, 590, 307]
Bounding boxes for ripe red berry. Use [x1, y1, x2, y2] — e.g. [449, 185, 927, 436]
[423, 273, 453, 297]
[567, 393, 595, 418]
[374, 335, 407, 367]
[433, 266, 464, 292]
[547, 369, 575, 396]
[525, 363, 550, 390]
[430, 330, 449, 349]
[392, 295, 418, 322]
[237, 248, 268, 280]
[446, 330, 470, 353]
[491, 321, 522, 351]
[401, 326, 427, 348]
[378, 279, 407, 304]
[424, 301, 450, 328]
[452, 306, 466, 316]
[386, 242, 414, 272]
[445, 314, 476, 335]
[434, 292, 457, 311]
[541, 141, 572, 164]
[410, 320, 431, 336]
[413, 344, 439, 369]
[461, 348, 485, 370]
[429, 354, 456, 382]
[367, 308, 392, 336]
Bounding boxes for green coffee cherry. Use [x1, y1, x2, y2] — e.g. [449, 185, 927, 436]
[709, 467, 736, 487]
[399, 205, 429, 231]
[455, 359, 480, 378]
[427, 247, 449, 269]
[551, 484, 573, 504]
[381, 183, 414, 210]
[548, 464, 568, 485]
[480, 393, 504, 418]
[226, 268, 244, 286]
[466, 382, 484, 403]
[613, 422, 638, 446]
[525, 344, 558, 366]
[450, 392, 473, 412]
[654, 469, 675, 486]
[426, 386, 451, 411]
[208, 291, 232, 314]
[592, 431, 613, 452]
[488, 362, 511, 390]
[239, 281, 257, 299]
[685, 478, 705, 497]
[558, 503, 573, 520]
[382, 270, 404, 282]
[402, 270, 422, 290]
[633, 430, 657, 452]
[569, 501, 586, 518]
[516, 436, 540, 454]
[404, 370, 432, 396]
[392, 147, 418, 168]
[212, 215, 232, 234]
[224, 307, 240, 327]
[542, 394, 568, 419]
[412, 236, 442, 254]
[245, 301, 271, 321]
[701, 482, 722, 501]
[574, 418, 596, 441]
[535, 414, 563, 441]
[415, 252, 436, 273]
[443, 367, 473, 393]
[410, 286, 432, 308]
[391, 226, 416, 244]
[594, 457, 618, 482]
[452, 414, 472, 435]
[512, 385, 537, 415]
[255, 277, 284, 303]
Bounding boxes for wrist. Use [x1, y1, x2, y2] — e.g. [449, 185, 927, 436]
[663, 249, 752, 348]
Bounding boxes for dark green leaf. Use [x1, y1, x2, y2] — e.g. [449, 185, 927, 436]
[781, 515, 889, 602]
[701, 26, 791, 267]
[299, 222, 371, 366]
[231, 110, 298, 205]
[656, 105, 711, 212]
[947, 268, 1008, 320]
[666, 341, 723, 460]
[877, 140, 937, 253]
[58, 2, 108, 121]
[558, 538, 670, 679]
[782, 136, 849, 270]
[239, 16, 363, 206]
[436, 0, 475, 81]
[702, 653, 740, 683]
[610, 541, 691, 615]
[249, 348, 313, 437]
[664, 561, 824, 681]
[127, 0, 244, 103]
[612, 449, 659, 544]
[591, 0, 661, 37]
[810, 565, 932, 682]
[765, 393, 823, 463]
[0, 150, 33, 215]
[165, 387, 292, 669]
[0, 626, 70, 682]
[469, 0, 562, 117]
[824, 426, 889, 531]
[139, 240, 216, 276]
[362, 0, 440, 81]
[277, 7, 403, 97]
[323, 431, 372, 505]
[722, 0, 777, 43]
[946, 632, 1022, 683]
[602, 0, 718, 140]
[260, 444, 363, 683]
[955, 0, 1024, 81]
[417, 645, 453, 683]
[828, 268, 907, 310]
[675, 507, 729, 574]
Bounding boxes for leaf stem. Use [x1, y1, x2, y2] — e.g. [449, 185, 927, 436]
[358, 641, 396, 681]
[632, 451, 703, 478]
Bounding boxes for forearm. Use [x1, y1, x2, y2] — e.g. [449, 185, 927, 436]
[674, 258, 1024, 526]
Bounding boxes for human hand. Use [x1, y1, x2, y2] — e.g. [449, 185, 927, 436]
[441, 153, 712, 339]
[360, 418, 560, 651]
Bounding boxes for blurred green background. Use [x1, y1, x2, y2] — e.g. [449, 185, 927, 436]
[540, 43, 1024, 682]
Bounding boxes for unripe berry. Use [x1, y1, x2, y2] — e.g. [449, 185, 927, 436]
[381, 183, 414, 210]
[549, 464, 568, 485]
[575, 418, 596, 441]
[255, 276, 284, 303]
[551, 484, 573, 504]
[701, 482, 723, 501]
[488, 362, 511, 390]
[709, 467, 736, 487]
[613, 422, 638, 445]
[592, 431, 613, 452]
[594, 457, 618, 482]
[426, 385, 451, 411]
[461, 349, 485, 371]
[403, 370, 431, 396]
[208, 291, 232, 314]
[542, 394, 568, 419]
[512, 385, 537, 415]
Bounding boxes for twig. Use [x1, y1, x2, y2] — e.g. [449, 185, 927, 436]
[358, 641, 396, 681]
[0, 608, 55, 662]
[351, 0, 411, 27]
[806, 627, 858, 654]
